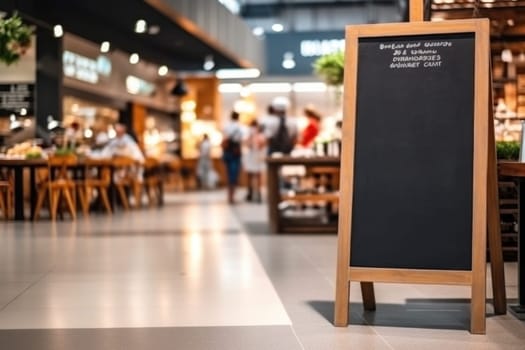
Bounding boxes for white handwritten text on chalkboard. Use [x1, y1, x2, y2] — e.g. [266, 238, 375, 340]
[380, 41, 453, 69]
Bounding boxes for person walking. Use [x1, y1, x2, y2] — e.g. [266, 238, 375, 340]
[222, 111, 243, 204]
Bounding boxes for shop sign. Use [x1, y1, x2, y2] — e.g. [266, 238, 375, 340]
[63, 50, 112, 84]
[300, 39, 345, 57]
[126, 75, 155, 96]
[0, 83, 34, 116]
[265, 31, 344, 75]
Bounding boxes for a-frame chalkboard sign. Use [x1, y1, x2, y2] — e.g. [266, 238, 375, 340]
[334, 19, 503, 334]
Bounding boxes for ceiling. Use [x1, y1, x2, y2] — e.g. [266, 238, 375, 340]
[2, 0, 246, 71]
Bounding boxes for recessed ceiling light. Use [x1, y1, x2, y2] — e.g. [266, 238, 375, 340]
[203, 55, 215, 71]
[252, 27, 264, 36]
[100, 41, 110, 53]
[129, 53, 140, 64]
[135, 19, 147, 33]
[53, 24, 63, 38]
[158, 65, 168, 76]
[272, 23, 284, 32]
[148, 25, 160, 35]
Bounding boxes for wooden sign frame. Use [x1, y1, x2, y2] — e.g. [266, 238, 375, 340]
[335, 19, 493, 334]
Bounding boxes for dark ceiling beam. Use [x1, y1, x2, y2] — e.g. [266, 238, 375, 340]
[240, 0, 398, 18]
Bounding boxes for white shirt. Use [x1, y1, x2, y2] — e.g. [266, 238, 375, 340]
[223, 121, 243, 142]
[259, 114, 298, 139]
[101, 134, 145, 163]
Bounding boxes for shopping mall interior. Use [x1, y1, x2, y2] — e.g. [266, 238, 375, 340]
[0, 0, 525, 349]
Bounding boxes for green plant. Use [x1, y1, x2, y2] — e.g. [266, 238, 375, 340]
[54, 147, 75, 157]
[496, 141, 520, 160]
[0, 13, 33, 65]
[313, 51, 345, 86]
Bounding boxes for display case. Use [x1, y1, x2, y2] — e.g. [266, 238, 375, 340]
[266, 156, 340, 233]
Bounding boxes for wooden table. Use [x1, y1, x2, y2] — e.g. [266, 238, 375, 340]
[0, 157, 166, 220]
[0, 158, 47, 220]
[266, 156, 340, 233]
[499, 161, 525, 319]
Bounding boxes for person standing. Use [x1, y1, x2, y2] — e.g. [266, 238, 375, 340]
[196, 134, 212, 189]
[262, 97, 298, 155]
[299, 105, 322, 148]
[243, 120, 266, 202]
[222, 111, 243, 204]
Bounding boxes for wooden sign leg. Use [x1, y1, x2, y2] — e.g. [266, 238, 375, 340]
[487, 75, 507, 315]
[334, 277, 350, 326]
[471, 269, 487, 334]
[361, 282, 376, 311]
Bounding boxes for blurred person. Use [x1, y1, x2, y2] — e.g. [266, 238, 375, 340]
[101, 123, 144, 163]
[101, 123, 145, 181]
[196, 133, 213, 189]
[299, 105, 322, 148]
[261, 97, 298, 155]
[64, 121, 82, 148]
[243, 120, 266, 202]
[222, 111, 243, 204]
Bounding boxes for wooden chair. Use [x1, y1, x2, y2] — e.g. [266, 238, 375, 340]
[112, 156, 142, 210]
[0, 180, 12, 220]
[143, 157, 161, 207]
[77, 158, 112, 216]
[164, 158, 184, 192]
[33, 155, 77, 220]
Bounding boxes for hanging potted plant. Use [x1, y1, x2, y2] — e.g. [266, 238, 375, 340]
[313, 51, 344, 86]
[313, 51, 345, 110]
[0, 13, 33, 66]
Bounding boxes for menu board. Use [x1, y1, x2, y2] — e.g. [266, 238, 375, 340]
[350, 33, 475, 270]
[0, 84, 35, 116]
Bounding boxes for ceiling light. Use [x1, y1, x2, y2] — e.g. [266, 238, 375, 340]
[218, 83, 242, 93]
[100, 41, 110, 53]
[135, 19, 147, 33]
[129, 53, 140, 64]
[272, 23, 284, 32]
[53, 24, 63, 38]
[215, 68, 261, 79]
[148, 25, 160, 35]
[282, 52, 296, 69]
[158, 65, 168, 76]
[502, 49, 513, 63]
[171, 79, 188, 97]
[248, 83, 292, 93]
[252, 27, 264, 36]
[293, 82, 327, 93]
[507, 19, 515, 26]
[203, 55, 215, 71]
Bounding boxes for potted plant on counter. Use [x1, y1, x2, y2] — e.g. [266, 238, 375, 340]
[0, 13, 33, 66]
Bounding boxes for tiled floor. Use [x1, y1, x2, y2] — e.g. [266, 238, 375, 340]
[0, 190, 523, 349]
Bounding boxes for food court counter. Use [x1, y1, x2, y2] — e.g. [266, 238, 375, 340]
[266, 156, 340, 233]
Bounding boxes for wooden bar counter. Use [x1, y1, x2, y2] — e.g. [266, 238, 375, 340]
[266, 156, 340, 233]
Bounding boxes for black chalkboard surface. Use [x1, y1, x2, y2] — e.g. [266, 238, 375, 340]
[350, 33, 475, 270]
